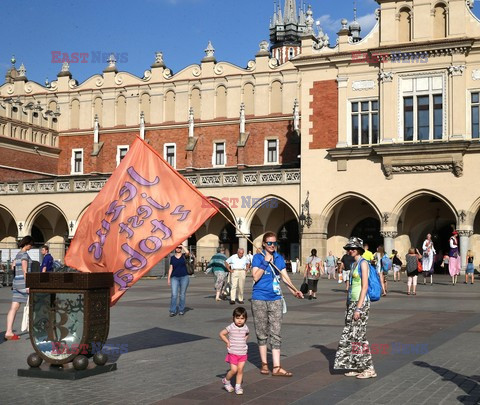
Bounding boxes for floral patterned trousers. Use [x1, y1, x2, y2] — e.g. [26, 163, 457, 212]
[334, 301, 373, 371]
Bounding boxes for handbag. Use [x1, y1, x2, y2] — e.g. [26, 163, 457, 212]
[184, 255, 195, 275]
[417, 260, 423, 272]
[21, 297, 29, 332]
[300, 278, 309, 294]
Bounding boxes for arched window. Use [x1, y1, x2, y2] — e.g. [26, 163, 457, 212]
[70, 99, 80, 129]
[141, 93, 151, 123]
[165, 90, 175, 122]
[94, 97, 103, 126]
[116, 95, 126, 126]
[243, 83, 254, 116]
[398, 8, 412, 42]
[288, 48, 295, 60]
[190, 88, 201, 119]
[433, 4, 447, 38]
[270, 81, 282, 114]
[216, 85, 227, 118]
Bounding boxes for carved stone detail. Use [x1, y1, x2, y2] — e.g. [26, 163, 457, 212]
[448, 65, 465, 76]
[380, 231, 398, 238]
[379, 70, 393, 82]
[352, 80, 375, 91]
[457, 230, 473, 237]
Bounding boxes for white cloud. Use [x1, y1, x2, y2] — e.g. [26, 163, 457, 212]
[317, 12, 377, 37]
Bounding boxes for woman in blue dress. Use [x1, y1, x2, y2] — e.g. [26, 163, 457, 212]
[5, 235, 33, 340]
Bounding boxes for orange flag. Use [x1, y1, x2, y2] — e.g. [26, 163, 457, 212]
[65, 137, 218, 305]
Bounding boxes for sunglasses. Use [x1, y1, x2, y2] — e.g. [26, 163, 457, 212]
[346, 248, 356, 251]
[265, 241, 278, 246]
[175, 246, 182, 249]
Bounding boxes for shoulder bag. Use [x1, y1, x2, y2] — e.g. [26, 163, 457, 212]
[183, 255, 195, 275]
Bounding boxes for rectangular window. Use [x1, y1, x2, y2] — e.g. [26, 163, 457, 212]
[433, 95, 443, 140]
[401, 76, 444, 141]
[404, 97, 414, 141]
[472, 92, 480, 139]
[417, 95, 430, 141]
[214, 142, 225, 166]
[164, 144, 176, 168]
[116, 145, 129, 167]
[351, 100, 379, 146]
[266, 139, 278, 163]
[71, 149, 83, 174]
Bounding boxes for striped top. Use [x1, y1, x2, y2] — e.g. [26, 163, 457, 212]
[225, 323, 249, 355]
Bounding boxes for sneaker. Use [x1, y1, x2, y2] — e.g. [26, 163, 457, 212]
[222, 378, 234, 393]
[235, 385, 244, 395]
[312, 296, 317, 299]
[356, 369, 377, 379]
[230, 301, 235, 305]
[179, 312, 185, 316]
[238, 301, 244, 304]
[169, 312, 176, 317]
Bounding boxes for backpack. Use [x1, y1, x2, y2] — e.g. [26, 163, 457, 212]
[357, 258, 382, 302]
[381, 254, 392, 271]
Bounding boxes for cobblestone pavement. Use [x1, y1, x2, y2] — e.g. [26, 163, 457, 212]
[0, 272, 479, 404]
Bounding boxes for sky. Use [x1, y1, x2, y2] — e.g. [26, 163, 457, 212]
[4, 0, 480, 85]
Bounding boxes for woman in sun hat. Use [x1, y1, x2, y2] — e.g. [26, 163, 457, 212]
[334, 236, 376, 379]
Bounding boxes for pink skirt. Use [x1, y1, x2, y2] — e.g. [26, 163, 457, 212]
[449, 256, 461, 276]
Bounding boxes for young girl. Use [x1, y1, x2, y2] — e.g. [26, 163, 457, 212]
[219, 307, 249, 395]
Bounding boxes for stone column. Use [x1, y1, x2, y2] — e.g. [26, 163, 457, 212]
[381, 231, 397, 256]
[458, 230, 472, 274]
[237, 235, 248, 253]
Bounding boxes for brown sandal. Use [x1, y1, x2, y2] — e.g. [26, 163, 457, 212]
[272, 366, 293, 377]
[260, 362, 270, 375]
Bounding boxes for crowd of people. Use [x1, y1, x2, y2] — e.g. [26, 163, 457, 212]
[4, 229, 478, 396]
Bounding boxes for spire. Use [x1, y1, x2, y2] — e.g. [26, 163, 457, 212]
[349, 0, 362, 42]
[283, 0, 297, 24]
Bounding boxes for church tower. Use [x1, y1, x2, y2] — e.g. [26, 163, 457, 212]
[269, 0, 309, 64]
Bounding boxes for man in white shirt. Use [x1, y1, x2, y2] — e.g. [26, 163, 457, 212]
[227, 248, 250, 304]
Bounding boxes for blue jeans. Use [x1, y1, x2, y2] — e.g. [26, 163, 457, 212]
[170, 275, 190, 314]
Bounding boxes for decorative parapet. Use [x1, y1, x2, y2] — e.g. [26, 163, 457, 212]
[0, 169, 300, 195]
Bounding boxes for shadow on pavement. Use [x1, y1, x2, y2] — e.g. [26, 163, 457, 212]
[414, 361, 480, 404]
[312, 344, 338, 374]
[104, 327, 208, 362]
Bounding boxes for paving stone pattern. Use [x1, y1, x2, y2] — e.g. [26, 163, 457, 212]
[0, 273, 479, 404]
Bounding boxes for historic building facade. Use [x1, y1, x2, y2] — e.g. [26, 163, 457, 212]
[1, 0, 480, 272]
[295, 0, 480, 269]
[0, 1, 313, 264]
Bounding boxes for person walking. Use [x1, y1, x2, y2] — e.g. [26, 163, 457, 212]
[325, 251, 337, 280]
[339, 250, 355, 293]
[40, 245, 54, 273]
[373, 246, 387, 296]
[422, 234, 435, 285]
[449, 231, 461, 285]
[405, 248, 421, 295]
[227, 248, 250, 304]
[392, 250, 402, 282]
[334, 237, 377, 379]
[5, 235, 34, 340]
[304, 249, 322, 299]
[207, 247, 229, 301]
[251, 231, 303, 377]
[465, 250, 475, 284]
[167, 244, 191, 316]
